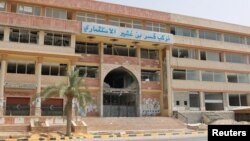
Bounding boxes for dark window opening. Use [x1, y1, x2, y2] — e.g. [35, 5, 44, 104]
[173, 69, 186, 80]
[104, 43, 136, 57]
[42, 64, 68, 76]
[9, 28, 38, 44]
[141, 48, 158, 59]
[75, 42, 99, 54]
[75, 65, 98, 78]
[141, 70, 159, 81]
[44, 32, 71, 47]
[176, 101, 180, 106]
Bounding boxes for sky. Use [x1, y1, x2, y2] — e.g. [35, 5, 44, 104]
[96, 0, 250, 27]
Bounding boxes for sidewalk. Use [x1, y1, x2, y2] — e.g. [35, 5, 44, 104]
[0, 129, 207, 141]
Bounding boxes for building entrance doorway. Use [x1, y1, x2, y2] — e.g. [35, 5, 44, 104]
[103, 67, 139, 117]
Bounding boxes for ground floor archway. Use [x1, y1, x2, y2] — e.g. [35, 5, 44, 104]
[103, 67, 139, 117]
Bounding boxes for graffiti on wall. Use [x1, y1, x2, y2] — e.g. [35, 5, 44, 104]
[73, 98, 97, 116]
[142, 98, 160, 116]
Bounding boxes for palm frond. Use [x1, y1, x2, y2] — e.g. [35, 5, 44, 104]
[40, 84, 66, 101]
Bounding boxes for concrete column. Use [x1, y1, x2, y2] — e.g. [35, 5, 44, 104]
[99, 42, 104, 117]
[197, 49, 201, 60]
[223, 93, 229, 111]
[71, 34, 76, 48]
[195, 30, 199, 38]
[35, 58, 42, 116]
[166, 47, 173, 116]
[0, 57, 7, 116]
[159, 49, 164, 116]
[3, 27, 10, 42]
[200, 92, 205, 111]
[38, 31, 44, 46]
[136, 45, 142, 117]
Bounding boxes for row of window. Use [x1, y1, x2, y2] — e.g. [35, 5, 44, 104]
[173, 69, 250, 83]
[174, 92, 249, 111]
[75, 42, 159, 60]
[5, 62, 98, 78]
[2, 61, 159, 81]
[172, 47, 249, 64]
[7, 28, 71, 47]
[172, 27, 249, 45]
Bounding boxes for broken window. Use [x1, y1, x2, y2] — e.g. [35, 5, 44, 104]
[172, 47, 196, 59]
[7, 61, 35, 74]
[9, 28, 38, 44]
[42, 63, 67, 76]
[141, 70, 160, 81]
[104, 43, 136, 57]
[200, 51, 222, 62]
[229, 94, 248, 106]
[17, 4, 40, 16]
[75, 65, 98, 78]
[173, 69, 199, 80]
[141, 48, 158, 59]
[75, 42, 99, 54]
[204, 92, 224, 111]
[0, 26, 3, 41]
[227, 73, 249, 83]
[0, 1, 6, 11]
[173, 69, 186, 80]
[44, 32, 71, 47]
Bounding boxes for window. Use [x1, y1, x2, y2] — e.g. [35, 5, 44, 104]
[229, 94, 248, 106]
[145, 22, 167, 32]
[44, 32, 70, 47]
[9, 28, 38, 44]
[46, 7, 67, 19]
[176, 101, 180, 106]
[173, 27, 196, 37]
[199, 30, 221, 41]
[17, 4, 40, 16]
[172, 47, 196, 59]
[227, 73, 249, 83]
[141, 48, 158, 59]
[0, 1, 6, 11]
[0, 26, 3, 41]
[108, 17, 143, 29]
[205, 92, 224, 111]
[247, 38, 250, 45]
[184, 101, 187, 106]
[141, 70, 160, 81]
[225, 53, 247, 64]
[75, 65, 98, 78]
[200, 51, 222, 62]
[76, 12, 105, 24]
[42, 63, 67, 76]
[201, 71, 225, 82]
[173, 69, 199, 81]
[7, 61, 35, 74]
[224, 34, 244, 44]
[104, 43, 136, 57]
[75, 42, 99, 54]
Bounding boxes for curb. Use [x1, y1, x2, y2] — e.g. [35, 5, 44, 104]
[0, 131, 207, 141]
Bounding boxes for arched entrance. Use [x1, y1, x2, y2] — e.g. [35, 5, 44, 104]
[103, 67, 139, 117]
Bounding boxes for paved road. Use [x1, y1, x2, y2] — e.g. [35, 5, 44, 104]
[71, 135, 207, 141]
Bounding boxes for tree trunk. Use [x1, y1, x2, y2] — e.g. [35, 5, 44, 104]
[66, 96, 73, 136]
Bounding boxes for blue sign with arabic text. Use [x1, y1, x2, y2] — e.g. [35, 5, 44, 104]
[82, 22, 173, 44]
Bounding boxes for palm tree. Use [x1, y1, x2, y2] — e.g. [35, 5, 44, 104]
[38, 70, 92, 136]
